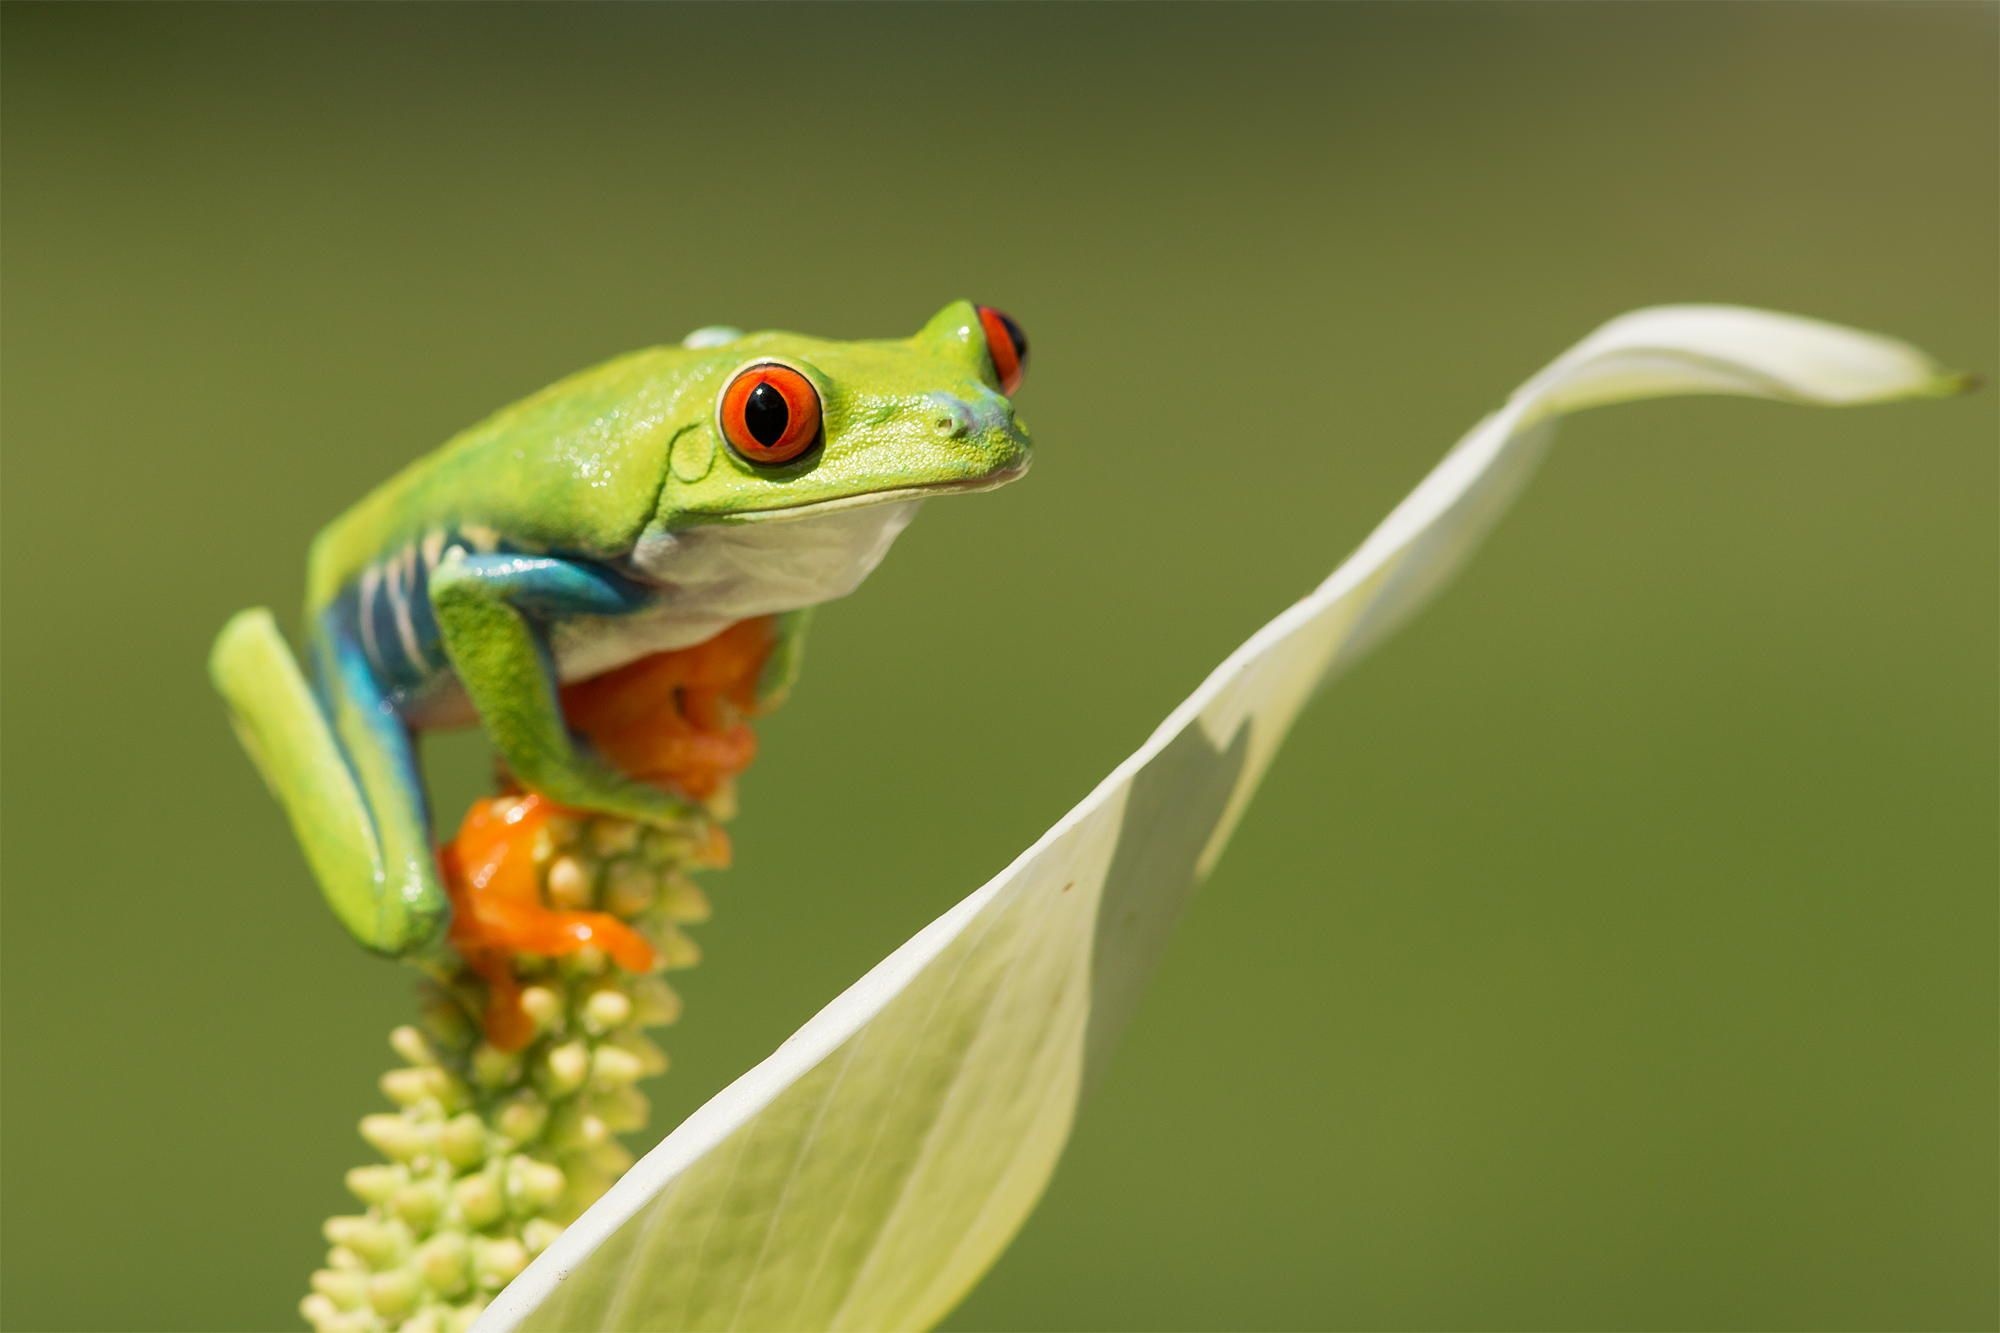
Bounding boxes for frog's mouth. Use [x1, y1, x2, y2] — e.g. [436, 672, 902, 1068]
[697, 457, 1030, 525]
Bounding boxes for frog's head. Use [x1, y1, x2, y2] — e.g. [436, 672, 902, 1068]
[654, 300, 1032, 530]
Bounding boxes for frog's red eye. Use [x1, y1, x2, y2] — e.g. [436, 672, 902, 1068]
[719, 363, 822, 465]
[976, 305, 1029, 396]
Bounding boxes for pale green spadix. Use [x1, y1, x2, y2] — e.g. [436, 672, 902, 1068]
[478, 306, 1967, 1333]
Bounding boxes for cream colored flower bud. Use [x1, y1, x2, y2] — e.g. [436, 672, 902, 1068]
[630, 977, 683, 1025]
[522, 1217, 564, 1256]
[544, 854, 593, 910]
[659, 874, 711, 924]
[380, 1066, 435, 1109]
[309, 1266, 367, 1308]
[389, 1025, 436, 1067]
[298, 1292, 343, 1331]
[343, 1163, 405, 1206]
[438, 1112, 489, 1170]
[451, 1172, 506, 1230]
[596, 1085, 649, 1134]
[472, 1236, 529, 1290]
[539, 1040, 590, 1097]
[325, 1214, 409, 1267]
[366, 1267, 422, 1318]
[518, 984, 562, 1033]
[627, 1035, 670, 1077]
[549, 1104, 609, 1152]
[603, 861, 658, 916]
[415, 1232, 471, 1297]
[589, 1044, 645, 1090]
[494, 1092, 549, 1146]
[390, 1179, 446, 1230]
[581, 985, 633, 1034]
[654, 925, 702, 970]
[358, 1113, 430, 1164]
[470, 1043, 522, 1090]
[589, 818, 641, 858]
[506, 1155, 567, 1213]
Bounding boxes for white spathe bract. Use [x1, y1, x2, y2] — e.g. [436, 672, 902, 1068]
[478, 307, 1961, 1333]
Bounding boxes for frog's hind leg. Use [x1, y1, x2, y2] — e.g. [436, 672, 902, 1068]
[210, 608, 449, 957]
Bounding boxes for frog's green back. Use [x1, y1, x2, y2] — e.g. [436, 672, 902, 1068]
[306, 345, 700, 612]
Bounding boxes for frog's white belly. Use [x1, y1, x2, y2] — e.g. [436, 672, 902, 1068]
[550, 498, 924, 684]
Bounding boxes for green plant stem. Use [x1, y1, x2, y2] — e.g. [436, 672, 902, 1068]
[301, 794, 728, 1333]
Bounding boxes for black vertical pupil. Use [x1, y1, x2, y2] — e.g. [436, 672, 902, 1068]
[744, 381, 789, 448]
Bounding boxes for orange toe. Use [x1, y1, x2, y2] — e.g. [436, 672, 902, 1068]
[559, 617, 775, 800]
[440, 794, 658, 1050]
[455, 892, 657, 974]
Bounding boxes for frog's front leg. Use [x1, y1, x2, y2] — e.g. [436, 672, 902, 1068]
[427, 549, 701, 827]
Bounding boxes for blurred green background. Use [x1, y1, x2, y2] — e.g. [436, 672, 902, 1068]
[3, 4, 1994, 1330]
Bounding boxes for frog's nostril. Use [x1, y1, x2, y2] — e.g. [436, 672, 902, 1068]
[927, 395, 978, 439]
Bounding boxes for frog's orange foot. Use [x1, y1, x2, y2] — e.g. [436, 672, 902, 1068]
[450, 892, 656, 975]
[610, 719, 757, 800]
[440, 794, 658, 1050]
[441, 794, 554, 910]
[448, 912, 658, 1054]
[560, 618, 774, 801]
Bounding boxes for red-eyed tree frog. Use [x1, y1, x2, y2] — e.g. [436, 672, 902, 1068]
[211, 302, 1031, 963]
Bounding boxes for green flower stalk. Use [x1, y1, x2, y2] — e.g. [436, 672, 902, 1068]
[302, 794, 729, 1333]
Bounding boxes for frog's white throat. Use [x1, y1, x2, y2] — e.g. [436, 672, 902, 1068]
[632, 498, 926, 618]
[554, 499, 925, 683]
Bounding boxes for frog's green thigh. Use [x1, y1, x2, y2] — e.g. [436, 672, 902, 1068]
[427, 549, 701, 826]
[209, 609, 449, 957]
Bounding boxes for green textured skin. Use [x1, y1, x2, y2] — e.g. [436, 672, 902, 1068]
[214, 301, 1031, 958]
[305, 301, 1028, 613]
